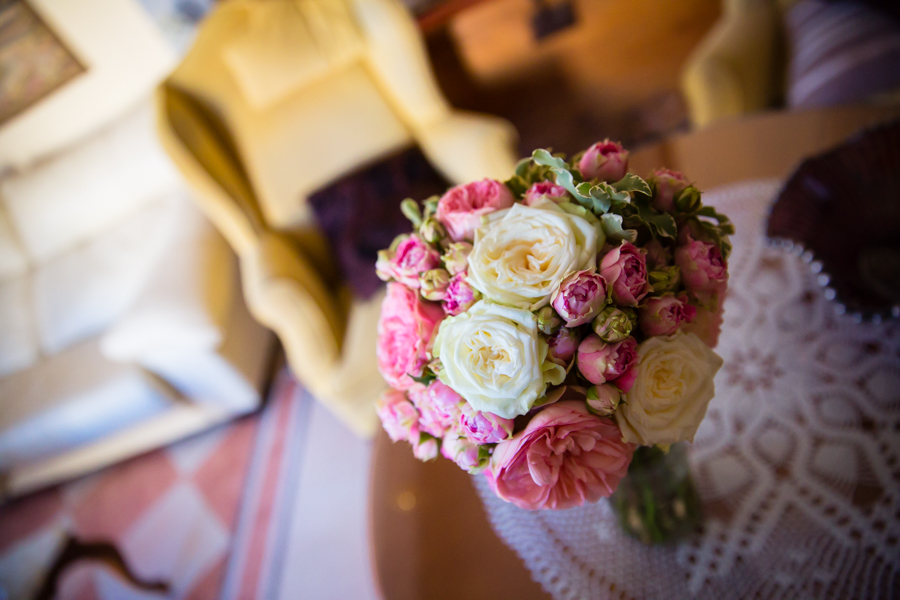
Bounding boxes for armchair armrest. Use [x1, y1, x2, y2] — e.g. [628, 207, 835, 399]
[354, 0, 519, 182]
[681, 0, 784, 128]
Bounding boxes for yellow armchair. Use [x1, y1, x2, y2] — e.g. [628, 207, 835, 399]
[157, 0, 518, 436]
[681, 0, 787, 128]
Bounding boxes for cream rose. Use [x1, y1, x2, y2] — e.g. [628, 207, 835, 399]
[433, 301, 565, 419]
[616, 332, 723, 446]
[467, 201, 600, 310]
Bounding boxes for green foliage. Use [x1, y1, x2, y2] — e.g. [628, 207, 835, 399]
[409, 370, 436, 386]
[600, 213, 638, 243]
[400, 198, 423, 228]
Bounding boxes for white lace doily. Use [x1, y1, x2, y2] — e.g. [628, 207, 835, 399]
[474, 180, 900, 600]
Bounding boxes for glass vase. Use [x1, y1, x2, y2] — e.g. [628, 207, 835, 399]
[610, 443, 703, 544]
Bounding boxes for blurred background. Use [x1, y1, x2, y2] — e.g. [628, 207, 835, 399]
[0, 0, 898, 598]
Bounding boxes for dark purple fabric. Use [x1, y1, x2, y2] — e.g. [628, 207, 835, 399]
[308, 146, 450, 299]
[786, 0, 900, 108]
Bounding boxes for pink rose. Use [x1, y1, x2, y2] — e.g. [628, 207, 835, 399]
[523, 181, 569, 206]
[578, 139, 629, 182]
[376, 389, 419, 443]
[410, 380, 464, 438]
[487, 401, 634, 510]
[599, 242, 651, 306]
[650, 168, 690, 213]
[550, 270, 608, 327]
[376, 235, 441, 288]
[377, 283, 444, 390]
[684, 304, 724, 348]
[441, 432, 482, 471]
[547, 327, 580, 367]
[576, 335, 638, 392]
[442, 272, 478, 316]
[412, 434, 440, 462]
[639, 294, 696, 337]
[459, 403, 514, 444]
[436, 179, 515, 242]
[675, 233, 728, 308]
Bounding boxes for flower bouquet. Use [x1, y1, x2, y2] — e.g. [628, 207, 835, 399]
[375, 140, 732, 542]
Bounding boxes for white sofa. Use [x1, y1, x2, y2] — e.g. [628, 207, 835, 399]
[0, 101, 273, 499]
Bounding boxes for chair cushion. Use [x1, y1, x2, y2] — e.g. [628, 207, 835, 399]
[222, 0, 363, 110]
[786, 0, 900, 108]
[0, 275, 38, 377]
[32, 198, 175, 356]
[0, 206, 27, 282]
[1, 101, 182, 264]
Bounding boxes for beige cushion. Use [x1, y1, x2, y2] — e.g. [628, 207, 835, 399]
[32, 198, 174, 356]
[231, 63, 412, 228]
[222, 0, 363, 110]
[0, 207, 28, 281]
[1, 101, 181, 263]
[0, 275, 38, 377]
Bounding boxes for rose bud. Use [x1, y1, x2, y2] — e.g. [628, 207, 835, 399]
[376, 389, 419, 443]
[551, 270, 609, 327]
[648, 265, 681, 294]
[375, 234, 441, 289]
[419, 216, 446, 244]
[586, 384, 621, 416]
[441, 432, 485, 472]
[436, 179, 515, 242]
[649, 168, 690, 213]
[639, 294, 696, 336]
[578, 139, 629, 182]
[675, 233, 728, 308]
[412, 433, 440, 462]
[548, 327, 581, 367]
[643, 239, 672, 271]
[536, 305, 563, 335]
[442, 272, 479, 315]
[591, 306, 635, 343]
[523, 181, 569, 206]
[599, 242, 651, 306]
[442, 242, 473, 276]
[419, 268, 451, 301]
[577, 334, 638, 392]
[459, 403, 514, 444]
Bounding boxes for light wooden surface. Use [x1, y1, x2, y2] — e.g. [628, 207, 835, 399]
[368, 104, 900, 600]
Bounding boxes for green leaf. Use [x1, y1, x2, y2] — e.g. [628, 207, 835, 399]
[601, 213, 638, 243]
[612, 173, 652, 197]
[409, 370, 436, 386]
[514, 156, 532, 178]
[674, 186, 702, 214]
[531, 149, 568, 171]
[400, 198, 422, 227]
[632, 195, 677, 239]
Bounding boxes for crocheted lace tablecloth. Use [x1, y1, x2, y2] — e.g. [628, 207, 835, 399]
[474, 180, 900, 600]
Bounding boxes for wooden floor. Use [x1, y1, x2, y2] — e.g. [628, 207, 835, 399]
[426, 0, 721, 155]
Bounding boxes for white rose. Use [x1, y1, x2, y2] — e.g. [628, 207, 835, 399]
[616, 332, 723, 446]
[467, 201, 600, 310]
[433, 301, 566, 419]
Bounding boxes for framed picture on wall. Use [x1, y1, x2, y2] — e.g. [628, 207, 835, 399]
[0, 0, 85, 126]
[0, 0, 176, 170]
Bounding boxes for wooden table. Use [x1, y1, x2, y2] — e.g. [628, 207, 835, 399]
[368, 104, 900, 600]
